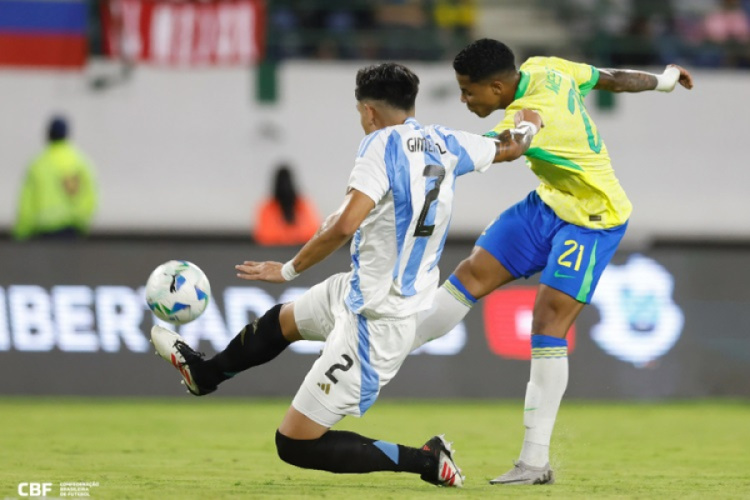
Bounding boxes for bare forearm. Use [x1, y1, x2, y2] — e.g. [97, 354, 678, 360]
[595, 69, 657, 93]
[493, 129, 531, 163]
[290, 213, 351, 273]
[492, 108, 541, 163]
[237, 190, 372, 284]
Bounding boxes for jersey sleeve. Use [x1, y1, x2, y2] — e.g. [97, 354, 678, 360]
[542, 56, 599, 97]
[445, 129, 497, 175]
[348, 131, 390, 204]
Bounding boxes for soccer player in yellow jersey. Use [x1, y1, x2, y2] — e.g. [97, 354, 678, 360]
[412, 39, 694, 485]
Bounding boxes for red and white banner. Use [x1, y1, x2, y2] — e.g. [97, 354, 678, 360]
[102, 0, 265, 66]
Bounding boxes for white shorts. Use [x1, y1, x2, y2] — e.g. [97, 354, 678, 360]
[291, 272, 417, 427]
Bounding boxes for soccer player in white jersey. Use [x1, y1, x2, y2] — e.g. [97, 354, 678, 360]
[151, 62, 542, 487]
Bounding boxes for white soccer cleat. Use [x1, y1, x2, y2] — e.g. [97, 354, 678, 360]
[489, 460, 554, 485]
[150, 325, 215, 396]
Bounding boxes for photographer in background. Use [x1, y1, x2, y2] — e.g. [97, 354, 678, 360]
[253, 164, 320, 246]
[13, 115, 98, 241]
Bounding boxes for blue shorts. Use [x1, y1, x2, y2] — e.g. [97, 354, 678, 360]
[476, 191, 627, 303]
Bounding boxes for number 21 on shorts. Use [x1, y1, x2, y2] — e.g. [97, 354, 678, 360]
[557, 239, 584, 271]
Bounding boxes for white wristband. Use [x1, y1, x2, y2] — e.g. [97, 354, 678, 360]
[281, 260, 299, 281]
[515, 120, 539, 137]
[655, 66, 680, 92]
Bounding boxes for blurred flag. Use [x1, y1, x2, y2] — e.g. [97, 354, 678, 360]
[0, 0, 88, 68]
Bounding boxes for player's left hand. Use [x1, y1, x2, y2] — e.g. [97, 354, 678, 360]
[668, 64, 694, 90]
[235, 261, 285, 283]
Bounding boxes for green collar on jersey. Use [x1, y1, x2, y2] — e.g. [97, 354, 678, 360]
[514, 71, 530, 100]
[579, 66, 600, 97]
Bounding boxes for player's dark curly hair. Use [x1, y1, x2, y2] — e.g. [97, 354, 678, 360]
[355, 63, 419, 111]
[453, 39, 516, 82]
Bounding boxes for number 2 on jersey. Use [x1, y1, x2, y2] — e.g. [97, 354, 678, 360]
[568, 88, 602, 153]
[414, 164, 446, 237]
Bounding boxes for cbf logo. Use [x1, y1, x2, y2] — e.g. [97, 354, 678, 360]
[590, 254, 684, 367]
[17, 483, 53, 497]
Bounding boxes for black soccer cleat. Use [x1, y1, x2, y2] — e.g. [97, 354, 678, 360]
[420, 435, 465, 487]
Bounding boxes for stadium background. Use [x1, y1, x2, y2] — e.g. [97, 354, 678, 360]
[0, 0, 750, 499]
[0, 1, 748, 497]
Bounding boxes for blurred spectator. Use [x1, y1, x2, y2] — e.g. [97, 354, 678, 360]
[13, 116, 98, 241]
[609, 12, 660, 66]
[695, 0, 750, 67]
[375, 0, 438, 59]
[267, 3, 376, 61]
[253, 165, 320, 246]
[599, 0, 679, 67]
[704, 0, 750, 42]
[434, 0, 476, 54]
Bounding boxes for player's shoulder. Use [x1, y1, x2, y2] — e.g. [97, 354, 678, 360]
[423, 123, 456, 136]
[357, 121, 419, 160]
[357, 128, 390, 158]
[521, 55, 592, 74]
[520, 56, 550, 70]
[425, 124, 487, 147]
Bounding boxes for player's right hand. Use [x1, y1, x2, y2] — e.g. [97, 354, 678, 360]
[235, 260, 285, 283]
[668, 64, 694, 90]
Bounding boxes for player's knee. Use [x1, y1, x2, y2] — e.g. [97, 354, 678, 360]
[258, 303, 283, 334]
[275, 429, 313, 468]
[254, 303, 301, 343]
[532, 288, 583, 336]
[275, 429, 297, 465]
[454, 258, 483, 292]
[278, 302, 303, 342]
[531, 308, 575, 337]
[455, 257, 498, 298]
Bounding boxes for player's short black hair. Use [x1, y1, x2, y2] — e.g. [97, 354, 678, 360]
[453, 39, 516, 82]
[355, 63, 419, 111]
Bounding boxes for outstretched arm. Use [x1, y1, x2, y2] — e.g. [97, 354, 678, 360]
[493, 108, 544, 163]
[236, 189, 375, 283]
[595, 64, 694, 93]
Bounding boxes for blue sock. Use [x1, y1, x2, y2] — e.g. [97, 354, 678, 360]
[530, 334, 567, 358]
[444, 274, 477, 308]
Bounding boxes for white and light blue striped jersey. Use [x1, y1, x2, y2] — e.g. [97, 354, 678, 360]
[345, 117, 496, 318]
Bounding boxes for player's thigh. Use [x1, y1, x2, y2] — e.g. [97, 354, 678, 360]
[291, 312, 415, 427]
[540, 221, 628, 304]
[292, 272, 350, 342]
[278, 405, 329, 440]
[475, 192, 556, 285]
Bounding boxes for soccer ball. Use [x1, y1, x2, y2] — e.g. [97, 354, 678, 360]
[145, 260, 211, 325]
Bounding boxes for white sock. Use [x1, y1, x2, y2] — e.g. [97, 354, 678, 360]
[519, 335, 568, 467]
[412, 278, 475, 351]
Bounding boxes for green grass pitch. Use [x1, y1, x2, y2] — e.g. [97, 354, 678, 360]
[1, 398, 749, 499]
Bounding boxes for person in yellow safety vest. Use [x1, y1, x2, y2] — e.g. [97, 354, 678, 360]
[13, 116, 98, 240]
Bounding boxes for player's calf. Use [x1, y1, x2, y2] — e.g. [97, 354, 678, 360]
[274, 430, 462, 487]
[199, 304, 290, 385]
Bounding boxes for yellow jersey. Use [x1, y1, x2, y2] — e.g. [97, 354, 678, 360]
[487, 56, 631, 229]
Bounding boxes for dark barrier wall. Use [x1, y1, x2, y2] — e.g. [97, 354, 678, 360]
[0, 240, 748, 399]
